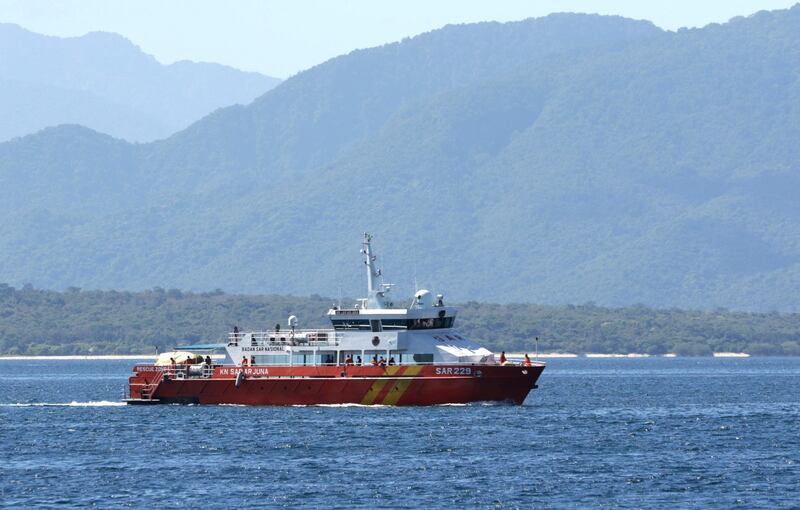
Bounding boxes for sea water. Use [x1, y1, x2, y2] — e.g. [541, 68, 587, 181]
[1, 358, 799, 508]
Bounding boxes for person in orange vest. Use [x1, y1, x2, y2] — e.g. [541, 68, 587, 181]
[499, 351, 507, 365]
[345, 355, 353, 365]
[524, 353, 532, 366]
[371, 355, 378, 366]
[241, 356, 249, 367]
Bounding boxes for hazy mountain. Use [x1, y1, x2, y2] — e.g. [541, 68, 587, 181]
[1, 8, 799, 311]
[0, 23, 280, 142]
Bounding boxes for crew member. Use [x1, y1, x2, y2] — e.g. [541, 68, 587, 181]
[388, 356, 396, 366]
[378, 356, 387, 367]
[499, 351, 507, 365]
[524, 353, 532, 366]
[371, 355, 378, 366]
[356, 356, 362, 366]
[241, 356, 249, 367]
[345, 355, 354, 365]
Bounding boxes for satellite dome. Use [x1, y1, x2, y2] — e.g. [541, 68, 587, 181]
[414, 289, 433, 308]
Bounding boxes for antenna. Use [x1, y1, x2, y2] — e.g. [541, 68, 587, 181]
[362, 233, 390, 308]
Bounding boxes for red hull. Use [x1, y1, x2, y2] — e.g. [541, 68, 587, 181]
[128, 364, 544, 406]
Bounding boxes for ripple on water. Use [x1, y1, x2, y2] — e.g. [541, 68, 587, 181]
[1, 358, 799, 509]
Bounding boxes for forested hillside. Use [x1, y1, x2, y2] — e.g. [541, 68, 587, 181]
[0, 23, 280, 142]
[1, 8, 800, 311]
[2, 285, 799, 356]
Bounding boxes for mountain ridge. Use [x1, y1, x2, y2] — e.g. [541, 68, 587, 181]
[0, 22, 281, 142]
[2, 9, 799, 311]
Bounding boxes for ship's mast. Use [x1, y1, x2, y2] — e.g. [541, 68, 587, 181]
[361, 233, 392, 308]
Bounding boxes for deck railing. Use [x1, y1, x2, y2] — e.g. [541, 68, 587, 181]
[148, 364, 215, 379]
[229, 329, 340, 347]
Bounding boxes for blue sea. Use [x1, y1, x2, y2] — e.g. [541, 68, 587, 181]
[2, 358, 799, 509]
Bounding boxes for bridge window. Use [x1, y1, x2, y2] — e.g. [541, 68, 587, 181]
[382, 318, 455, 330]
[331, 319, 371, 330]
[335, 317, 455, 330]
[408, 317, 454, 329]
[412, 353, 434, 363]
[381, 319, 408, 330]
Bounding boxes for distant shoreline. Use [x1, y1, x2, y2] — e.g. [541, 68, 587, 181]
[0, 352, 754, 361]
[0, 355, 158, 360]
[511, 352, 751, 358]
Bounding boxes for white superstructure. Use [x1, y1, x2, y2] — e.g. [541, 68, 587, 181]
[225, 233, 495, 366]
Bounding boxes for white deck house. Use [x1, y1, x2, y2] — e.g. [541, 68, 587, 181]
[225, 234, 495, 366]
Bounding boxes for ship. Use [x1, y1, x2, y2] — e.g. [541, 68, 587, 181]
[125, 234, 545, 405]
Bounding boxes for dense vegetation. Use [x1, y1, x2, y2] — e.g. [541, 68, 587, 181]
[1, 8, 800, 311]
[2, 285, 799, 356]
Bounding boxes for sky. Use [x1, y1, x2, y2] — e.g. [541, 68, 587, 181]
[0, 0, 797, 78]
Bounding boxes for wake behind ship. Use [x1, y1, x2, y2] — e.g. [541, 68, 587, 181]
[125, 234, 545, 405]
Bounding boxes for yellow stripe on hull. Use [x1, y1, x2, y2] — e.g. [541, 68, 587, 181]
[381, 365, 423, 405]
[360, 365, 402, 404]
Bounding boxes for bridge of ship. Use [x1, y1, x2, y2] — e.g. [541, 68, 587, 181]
[225, 305, 494, 366]
[192, 233, 497, 367]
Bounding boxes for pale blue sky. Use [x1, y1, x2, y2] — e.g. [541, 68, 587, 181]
[1, 0, 796, 78]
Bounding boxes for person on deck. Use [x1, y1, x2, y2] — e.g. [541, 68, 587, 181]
[241, 356, 248, 367]
[356, 356, 362, 366]
[524, 353, 532, 366]
[499, 351, 507, 365]
[205, 355, 212, 366]
[378, 356, 387, 367]
[345, 355, 353, 365]
[371, 355, 378, 366]
[388, 357, 396, 366]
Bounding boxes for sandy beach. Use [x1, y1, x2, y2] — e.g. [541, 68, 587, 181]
[504, 352, 752, 359]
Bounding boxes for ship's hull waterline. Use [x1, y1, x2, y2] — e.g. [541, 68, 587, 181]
[128, 364, 544, 406]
